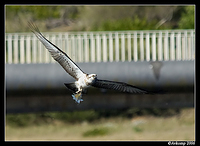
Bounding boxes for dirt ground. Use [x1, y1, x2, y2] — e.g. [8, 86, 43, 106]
[5, 108, 195, 141]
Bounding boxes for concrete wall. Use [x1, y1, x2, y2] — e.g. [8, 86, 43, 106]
[6, 61, 194, 92]
[7, 93, 194, 113]
[6, 61, 195, 113]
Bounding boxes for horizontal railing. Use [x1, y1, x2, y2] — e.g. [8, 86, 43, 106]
[5, 29, 195, 64]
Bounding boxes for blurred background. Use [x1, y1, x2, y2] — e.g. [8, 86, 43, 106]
[5, 5, 195, 141]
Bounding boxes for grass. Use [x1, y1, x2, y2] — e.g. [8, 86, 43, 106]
[133, 126, 143, 133]
[82, 127, 109, 137]
[5, 108, 195, 141]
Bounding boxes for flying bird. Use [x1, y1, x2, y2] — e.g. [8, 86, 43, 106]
[28, 22, 148, 104]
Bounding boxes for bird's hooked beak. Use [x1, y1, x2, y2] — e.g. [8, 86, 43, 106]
[87, 74, 97, 79]
[93, 74, 97, 78]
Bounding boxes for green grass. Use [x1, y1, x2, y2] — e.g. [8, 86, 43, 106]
[6, 108, 180, 127]
[5, 108, 195, 141]
[82, 127, 109, 137]
[133, 126, 143, 133]
[6, 110, 99, 127]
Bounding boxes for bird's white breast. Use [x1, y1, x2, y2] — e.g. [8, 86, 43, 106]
[75, 74, 89, 89]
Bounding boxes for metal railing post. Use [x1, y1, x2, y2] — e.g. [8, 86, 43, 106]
[5, 29, 195, 64]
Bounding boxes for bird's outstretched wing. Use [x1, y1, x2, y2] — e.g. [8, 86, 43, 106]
[28, 22, 85, 80]
[92, 79, 148, 94]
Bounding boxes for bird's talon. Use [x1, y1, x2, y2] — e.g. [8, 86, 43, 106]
[72, 92, 83, 104]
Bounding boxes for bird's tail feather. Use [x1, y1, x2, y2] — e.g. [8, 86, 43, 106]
[64, 83, 78, 92]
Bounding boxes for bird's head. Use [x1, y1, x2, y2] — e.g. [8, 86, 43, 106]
[86, 74, 97, 84]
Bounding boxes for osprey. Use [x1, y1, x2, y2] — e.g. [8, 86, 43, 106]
[29, 22, 148, 104]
